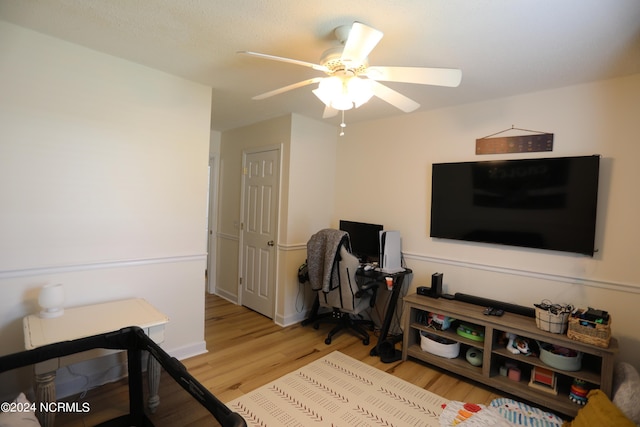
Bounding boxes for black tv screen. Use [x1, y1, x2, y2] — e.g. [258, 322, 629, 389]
[339, 220, 383, 263]
[430, 155, 600, 256]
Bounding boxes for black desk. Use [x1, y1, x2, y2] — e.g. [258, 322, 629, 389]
[302, 267, 412, 362]
[359, 268, 412, 361]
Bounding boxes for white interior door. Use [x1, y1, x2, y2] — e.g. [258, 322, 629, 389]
[240, 147, 280, 318]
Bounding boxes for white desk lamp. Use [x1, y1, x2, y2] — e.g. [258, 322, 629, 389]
[38, 283, 65, 318]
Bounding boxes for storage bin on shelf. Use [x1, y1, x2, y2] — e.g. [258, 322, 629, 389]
[538, 342, 582, 371]
[533, 300, 573, 334]
[416, 310, 455, 330]
[567, 311, 611, 348]
[420, 331, 460, 358]
[535, 305, 571, 334]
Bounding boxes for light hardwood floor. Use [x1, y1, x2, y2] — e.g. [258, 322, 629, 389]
[58, 293, 504, 425]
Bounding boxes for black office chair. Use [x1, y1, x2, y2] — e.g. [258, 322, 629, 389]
[306, 229, 376, 345]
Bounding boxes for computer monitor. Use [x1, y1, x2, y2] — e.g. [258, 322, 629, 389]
[339, 220, 383, 263]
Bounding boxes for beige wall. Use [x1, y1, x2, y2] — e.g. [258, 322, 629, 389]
[281, 115, 337, 324]
[334, 74, 640, 367]
[216, 114, 336, 324]
[216, 75, 640, 367]
[0, 20, 211, 363]
[215, 115, 291, 304]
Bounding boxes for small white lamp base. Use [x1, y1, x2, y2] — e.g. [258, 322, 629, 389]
[39, 308, 65, 318]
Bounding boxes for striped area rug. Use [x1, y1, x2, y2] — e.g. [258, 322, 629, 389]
[227, 351, 447, 426]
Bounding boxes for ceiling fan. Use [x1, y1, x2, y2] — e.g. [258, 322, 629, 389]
[238, 22, 462, 119]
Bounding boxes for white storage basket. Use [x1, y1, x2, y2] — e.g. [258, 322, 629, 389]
[420, 331, 460, 359]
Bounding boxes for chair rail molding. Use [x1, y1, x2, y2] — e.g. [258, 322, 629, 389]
[279, 242, 306, 251]
[402, 251, 640, 295]
[0, 254, 207, 280]
[216, 231, 239, 242]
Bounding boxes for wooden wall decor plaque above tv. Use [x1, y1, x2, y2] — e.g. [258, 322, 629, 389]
[476, 133, 554, 154]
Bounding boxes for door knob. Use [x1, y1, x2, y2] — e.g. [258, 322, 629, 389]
[267, 240, 275, 247]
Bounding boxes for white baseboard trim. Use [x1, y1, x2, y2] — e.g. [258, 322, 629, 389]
[275, 309, 310, 327]
[167, 340, 208, 361]
[214, 289, 239, 305]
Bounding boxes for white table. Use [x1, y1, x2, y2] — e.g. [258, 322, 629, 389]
[23, 298, 169, 427]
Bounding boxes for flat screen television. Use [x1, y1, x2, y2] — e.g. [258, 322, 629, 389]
[430, 155, 600, 256]
[339, 220, 383, 263]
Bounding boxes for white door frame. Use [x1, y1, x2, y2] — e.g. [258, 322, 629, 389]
[206, 155, 219, 294]
[237, 144, 282, 314]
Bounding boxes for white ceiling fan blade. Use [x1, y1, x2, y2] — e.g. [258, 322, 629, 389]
[369, 80, 420, 113]
[238, 51, 328, 72]
[253, 77, 325, 100]
[322, 105, 339, 119]
[366, 66, 462, 87]
[341, 22, 383, 67]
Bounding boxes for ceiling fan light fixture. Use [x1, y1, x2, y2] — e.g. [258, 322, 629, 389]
[312, 76, 373, 111]
[348, 77, 374, 108]
[312, 76, 341, 107]
[242, 21, 461, 121]
[331, 94, 355, 111]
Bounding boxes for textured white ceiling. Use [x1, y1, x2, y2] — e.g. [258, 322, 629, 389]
[1, 0, 639, 131]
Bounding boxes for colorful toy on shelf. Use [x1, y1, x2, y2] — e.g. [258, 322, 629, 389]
[428, 312, 454, 330]
[508, 367, 521, 382]
[456, 323, 485, 342]
[528, 366, 558, 395]
[505, 332, 534, 355]
[415, 310, 455, 331]
[569, 378, 590, 405]
[465, 347, 483, 367]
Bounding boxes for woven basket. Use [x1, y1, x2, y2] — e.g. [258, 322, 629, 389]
[535, 307, 570, 334]
[567, 315, 612, 348]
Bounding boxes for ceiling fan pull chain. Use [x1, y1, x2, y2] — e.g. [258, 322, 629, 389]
[340, 110, 346, 136]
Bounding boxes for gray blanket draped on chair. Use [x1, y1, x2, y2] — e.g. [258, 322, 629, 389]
[306, 229, 349, 293]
